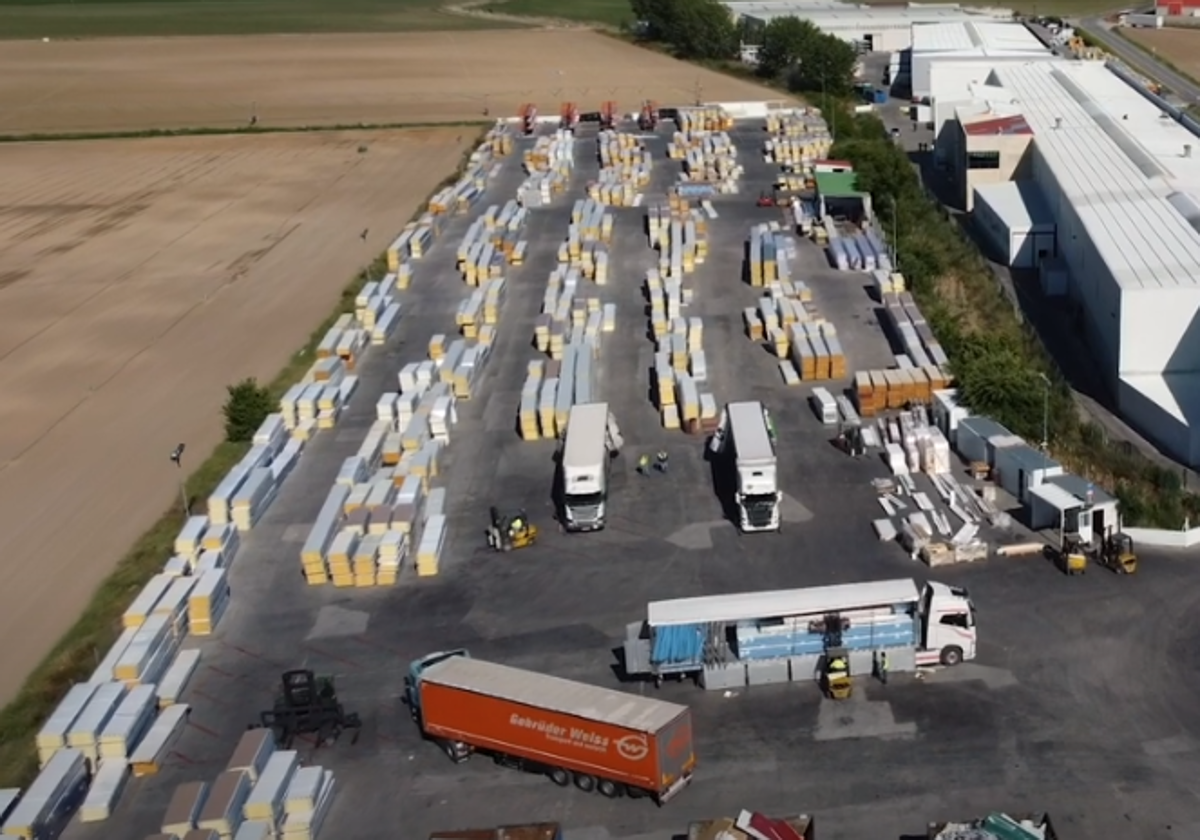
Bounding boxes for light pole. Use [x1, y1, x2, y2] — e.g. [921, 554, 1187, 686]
[1037, 373, 1051, 465]
[170, 443, 189, 521]
[890, 194, 899, 270]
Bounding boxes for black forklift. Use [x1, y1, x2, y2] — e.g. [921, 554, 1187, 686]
[256, 669, 362, 748]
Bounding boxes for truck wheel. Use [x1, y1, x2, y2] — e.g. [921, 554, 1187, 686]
[624, 785, 646, 799]
[574, 773, 597, 793]
[940, 646, 963, 667]
[549, 768, 570, 787]
[597, 779, 620, 798]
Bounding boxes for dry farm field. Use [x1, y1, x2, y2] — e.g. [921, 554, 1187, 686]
[0, 128, 471, 704]
[0, 30, 789, 135]
[1123, 26, 1200, 77]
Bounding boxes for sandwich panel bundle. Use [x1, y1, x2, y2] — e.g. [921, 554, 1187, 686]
[115, 614, 177, 686]
[235, 822, 274, 840]
[196, 770, 251, 838]
[353, 534, 382, 587]
[188, 569, 230, 636]
[417, 514, 447, 577]
[98, 683, 158, 758]
[162, 780, 210, 837]
[243, 750, 299, 824]
[227, 729, 276, 784]
[173, 516, 208, 560]
[79, 757, 130, 822]
[122, 574, 175, 629]
[37, 683, 100, 767]
[156, 648, 201, 708]
[231, 468, 275, 532]
[376, 531, 408, 586]
[89, 626, 139, 685]
[201, 523, 240, 560]
[279, 769, 335, 840]
[1, 748, 89, 839]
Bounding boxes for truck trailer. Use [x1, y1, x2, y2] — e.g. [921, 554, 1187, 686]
[623, 578, 976, 690]
[559, 403, 615, 532]
[710, 401, 780, 533]
[405, 650, 696, 803]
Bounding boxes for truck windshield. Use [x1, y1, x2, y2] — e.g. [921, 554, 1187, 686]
[565, 492, 604, 506]
[742, 493, 777, 505]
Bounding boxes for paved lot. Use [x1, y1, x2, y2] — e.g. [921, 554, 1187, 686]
[69, 117, 1200, 840]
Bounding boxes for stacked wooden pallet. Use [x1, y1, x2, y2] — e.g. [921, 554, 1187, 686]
[854, 366, 952, 417]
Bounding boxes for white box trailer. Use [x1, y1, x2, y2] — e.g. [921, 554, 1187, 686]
[559, 403, 612, 532]
[711, 401, 780, 533]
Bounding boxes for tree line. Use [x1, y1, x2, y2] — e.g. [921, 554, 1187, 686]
[629, 0, 858, 95]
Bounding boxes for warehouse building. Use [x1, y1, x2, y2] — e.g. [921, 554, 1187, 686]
[949, 60, 1200, 465]
[913, 21, 1058, 161]
[725, 2, 1014, 52]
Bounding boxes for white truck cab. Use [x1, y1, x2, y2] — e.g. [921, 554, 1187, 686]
[917, 581, 977, 666]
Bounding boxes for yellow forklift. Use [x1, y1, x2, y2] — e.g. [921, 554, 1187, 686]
[486, 506, 539, 552]
[823, 647, 852, 700]
[1056, 533, 1088, 576]
[1096, 530, 1138, 575]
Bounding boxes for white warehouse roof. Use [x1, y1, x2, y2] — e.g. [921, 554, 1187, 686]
[974, 180, 1055, 233]
[912, 20, 1049, 56]
[987, 61, 1200, 292]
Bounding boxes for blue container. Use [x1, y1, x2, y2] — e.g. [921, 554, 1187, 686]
[873, 89, 888, 104]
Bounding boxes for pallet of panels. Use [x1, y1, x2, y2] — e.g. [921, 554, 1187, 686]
[162, 780, 209, 837]
[188, 570, 230, 637]
[130, 704, 190, 777]
[228, 729, 276, 784]
[173, 516, 208, 560]
[196, 770, 251, 838]
[36, 683, 100, 767]
[115, 615, 176, 687]
[243, 750, 298, 825]
[98, 684, 157, 759]
[2, 749, 89, 839]
[417, 514, 447, 577]
[156, 649, 201, 708]
[279, 768, 335, 840]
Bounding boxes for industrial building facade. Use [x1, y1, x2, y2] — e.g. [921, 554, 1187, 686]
[944, 60, 1200, 466]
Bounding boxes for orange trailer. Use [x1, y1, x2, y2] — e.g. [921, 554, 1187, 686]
[519, 103, 537, 136]
[560, 102, 580, 131]
[405, 650, 696, 803]
[599, 100, 617, 130]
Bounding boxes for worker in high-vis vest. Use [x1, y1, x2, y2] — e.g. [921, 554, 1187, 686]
[827, 656, 848, 678]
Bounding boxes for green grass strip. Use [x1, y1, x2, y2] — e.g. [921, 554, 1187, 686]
[0, 120, 490, 144]
[0, 128, 488, 788]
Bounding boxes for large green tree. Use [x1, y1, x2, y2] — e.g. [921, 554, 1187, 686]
[629, 0, 736, 60]
[788, 33, 858, 95]
[756, 16, 820, 79]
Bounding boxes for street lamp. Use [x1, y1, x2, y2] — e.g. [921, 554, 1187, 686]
[1037, 372, 1051, 465]
[170, 443, 189, 521]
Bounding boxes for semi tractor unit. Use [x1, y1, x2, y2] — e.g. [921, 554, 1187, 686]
[710, 401, 780, 532]
[405, 650, 696, 803]
[559, 403, 620, 532]
[623, 579, 976, 690]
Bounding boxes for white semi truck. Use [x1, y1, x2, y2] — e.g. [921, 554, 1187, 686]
[560, 403, 621, 532]
[710, 401, 780, 533]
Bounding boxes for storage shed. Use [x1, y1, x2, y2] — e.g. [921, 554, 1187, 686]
[1026, 473, 1120, 539]
[931, 388, 970, 444]
[971, 180, 1057, 268]
[954, 416, 1015, 466]
[992, 443, 1064, 502]
[814, 170, 871, 222]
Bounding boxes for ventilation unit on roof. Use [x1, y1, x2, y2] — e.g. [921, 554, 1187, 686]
[1186, 144, 1193, 158]
[1162, 111, 1171, 119]
[1054, 117, 1062, 129]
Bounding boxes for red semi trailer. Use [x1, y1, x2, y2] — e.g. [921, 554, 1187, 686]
[405, 650, 696, 804]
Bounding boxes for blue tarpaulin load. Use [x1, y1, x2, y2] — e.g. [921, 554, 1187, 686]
[651, 624, 706, 665]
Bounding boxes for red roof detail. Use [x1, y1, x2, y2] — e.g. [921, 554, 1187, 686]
[964, 115, 1033, 136]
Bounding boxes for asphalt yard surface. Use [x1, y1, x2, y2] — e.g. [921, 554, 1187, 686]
[69, 117, 1200, 840]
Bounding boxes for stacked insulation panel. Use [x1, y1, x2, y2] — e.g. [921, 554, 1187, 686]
[456, 201, 527, 284]
[828, 229, 892, 273]
[455, 278, 506, 339]
[784, 322, 847, 383]
[872, 268, 907, 298]
[667, 109, 740, 194]
[854, 366, 951, 415]
[558, 199, 614, 283]
[746, 223, 800, 288]
[762, 108, 833, 166]
[354, 278, 403, 346]
[300, 359, 464, 584]
[882, 291, 949, 368]
[643, 273, 718, 434]
[387, 212, 441, 266]
[482, 121, 515, 157]
[646, 198, 708, 278]
[188, 569, 230, 636]
[427, 151, 494, 216]
[590, 130, 651, 206]
[129, 703, 189, 775]
[518, 130, 575, 208]
[280, 765, 336, 840]
[675, 106, 733, 132]
[1, 749, 89, 839]
[534, 266, 605, 358]
[518, 360, 546, 440]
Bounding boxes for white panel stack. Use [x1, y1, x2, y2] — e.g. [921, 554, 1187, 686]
[79, 758, 130, 822]
[173, 516, 209, 561]
[235, 821, 276, 840]
[36, 683, 100, 767]
[130, 704, 190, 777]
[89, 627, 138, 685]
[208, 460, 255, 525]
[161, 780, 210, 837]
[197, 770, 252, 838]
[156, 649, 201, 708]
[279, 769, 335, 840]
[114, 614, 178, 686]
[188, 569, 231, 636]
[98, 684, 157, 758]
[227, 730, 276, 784]
[1, 749, 89, 839]
[243, 750, 299, 825]
[232, 467, 276, 532]
[416, 514, 447, 577]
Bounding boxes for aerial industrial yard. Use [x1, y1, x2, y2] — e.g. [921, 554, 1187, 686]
[11, 2, 1200, 839]
[2, 100, 1195, 840]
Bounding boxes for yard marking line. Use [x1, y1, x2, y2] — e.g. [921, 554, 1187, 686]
[187, 719, 221, 739]
[304, 644, 361, 669]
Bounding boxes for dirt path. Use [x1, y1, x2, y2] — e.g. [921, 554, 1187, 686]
[440, 0, 602, 31]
